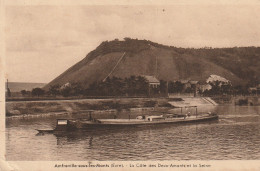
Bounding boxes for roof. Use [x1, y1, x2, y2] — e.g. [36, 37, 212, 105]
[206, 74, 230, 83]
[249, 87, 257, 91]
[142, 75, 160, 83]
[180, 80, 189, 84]
[189, 80, 199, 84]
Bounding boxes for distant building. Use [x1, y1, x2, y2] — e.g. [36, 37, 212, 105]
[179, 80, 189, 84]
[180, 80, 191, 89]
[179, 80, 199, 90]
[143, 75, 160, 88]
[60, 82, 71, 89]
[248, 84, 260, 94]
[206, 74, 231, 86]
[189, 80, 199, 89]
[248, 87, 257, 93]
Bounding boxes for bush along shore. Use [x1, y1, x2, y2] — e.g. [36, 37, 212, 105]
[234, 96, 260, 106]
[6, 98, 172, 118]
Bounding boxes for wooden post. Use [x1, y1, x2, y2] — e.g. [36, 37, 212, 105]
[148, 85, 150, 97]
[166, 81, 169, 97]
[194, 85, 197, 97]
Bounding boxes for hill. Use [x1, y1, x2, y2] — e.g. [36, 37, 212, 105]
[7, 82, 46, 92]
[45, 38, 260, 90]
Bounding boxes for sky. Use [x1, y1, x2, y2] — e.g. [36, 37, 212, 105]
[4, 3, 260, 83]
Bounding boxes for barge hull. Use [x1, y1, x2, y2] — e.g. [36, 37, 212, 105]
[37, 115, 218, 134]
[68, 115, 219, 128]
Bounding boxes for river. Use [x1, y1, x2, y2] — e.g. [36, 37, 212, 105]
[5, 105, 260, 160]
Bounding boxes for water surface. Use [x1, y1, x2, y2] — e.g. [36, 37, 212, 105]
[6, 105, 260, 160]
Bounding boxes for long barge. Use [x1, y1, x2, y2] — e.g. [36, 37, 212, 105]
[37, 112, 219, 134]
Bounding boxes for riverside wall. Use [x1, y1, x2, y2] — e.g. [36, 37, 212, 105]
[6, 98, 169, 118]
[5, 97, 221, 119]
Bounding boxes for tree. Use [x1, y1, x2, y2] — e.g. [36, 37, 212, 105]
[60, 86, 72, 97]
[125, 76, 137, 96]
[136, 76, 149, 95]
[110, 77, 125, 96]
[174, 81, 184, 93]
[48, 85, 60, 97]
[168, 81, 184, 93]
[233, 85, 249, 95]
[21, 90, 27, 96]
[221, 83, 233, 95]
[84, 82, 98, 96]
[185, 87, 193, 93]
[208, 81, 221, 95]
[159, 80, 167, 95]
[32, 88, 45, 97]
[70, 83, 84, 96]
[124, 37, 131, 41]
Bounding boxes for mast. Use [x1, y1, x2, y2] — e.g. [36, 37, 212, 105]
[154, 55, 158, 78]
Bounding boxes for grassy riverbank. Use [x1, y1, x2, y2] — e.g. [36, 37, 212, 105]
[7, 96, 259, 118]
[6, 98, 171, 117]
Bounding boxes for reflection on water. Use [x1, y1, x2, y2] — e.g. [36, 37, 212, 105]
[6, 105, 260, 160]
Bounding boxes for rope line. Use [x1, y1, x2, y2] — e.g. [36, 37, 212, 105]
[103, 52, 126, 82]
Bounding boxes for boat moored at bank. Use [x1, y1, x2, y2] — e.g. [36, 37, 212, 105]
[37, 106, 218, 134]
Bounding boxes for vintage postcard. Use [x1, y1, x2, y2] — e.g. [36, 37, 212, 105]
[1, 0, 260, 170]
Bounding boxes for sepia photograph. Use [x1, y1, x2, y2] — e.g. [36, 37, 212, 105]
[1, 0, 260, 170]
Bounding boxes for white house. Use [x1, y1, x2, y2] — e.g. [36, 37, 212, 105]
[143, 75, 160, 88]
